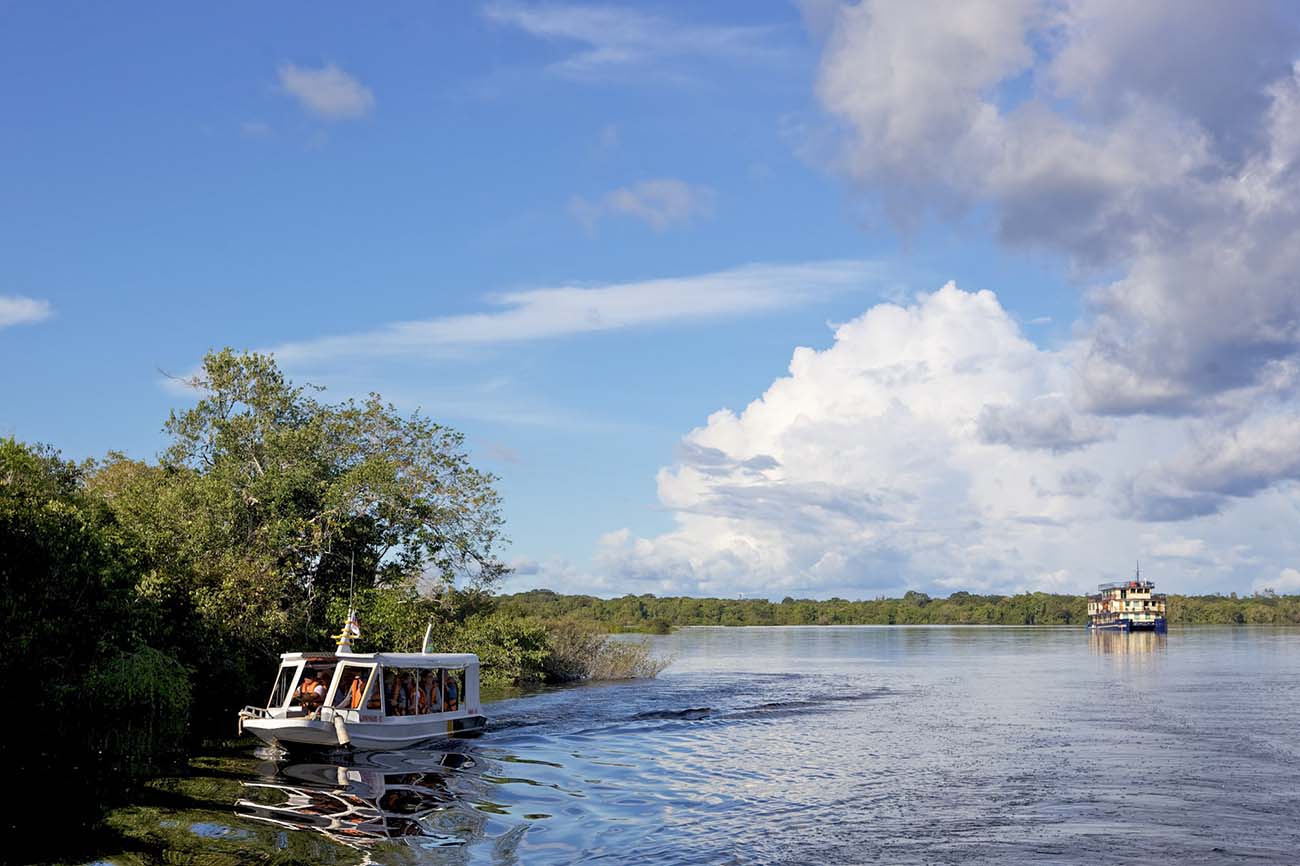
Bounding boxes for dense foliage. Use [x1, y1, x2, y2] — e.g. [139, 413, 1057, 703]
[499, 588, 1300, 630]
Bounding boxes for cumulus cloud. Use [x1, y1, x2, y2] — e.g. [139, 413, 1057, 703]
[0, 296, 52, 329]
[570, 179, 715, 232]
[597, 284, 1118, 595]
[811, 0, 1300, 418]
[277, 62, 374, 120]
[588, 283, 1300, 597]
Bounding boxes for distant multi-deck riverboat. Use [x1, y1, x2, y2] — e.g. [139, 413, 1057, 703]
[1087, 568, 1168, 633]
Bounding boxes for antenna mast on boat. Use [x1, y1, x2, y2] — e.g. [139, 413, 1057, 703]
[333, 550, 361, 653]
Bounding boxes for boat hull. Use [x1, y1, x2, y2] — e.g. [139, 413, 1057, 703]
[1086, 618, 1167, 634]
[243, 712, 487, 751]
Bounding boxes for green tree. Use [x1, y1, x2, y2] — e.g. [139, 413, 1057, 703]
[92, 349, 510, 731]
[0, 438, 191, 835]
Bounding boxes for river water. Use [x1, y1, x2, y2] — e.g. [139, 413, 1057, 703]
[84, 626, 1300, 865]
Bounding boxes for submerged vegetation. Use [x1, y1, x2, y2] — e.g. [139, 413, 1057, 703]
[0, 350, 657, 843]
[500, 588, 1300, 630]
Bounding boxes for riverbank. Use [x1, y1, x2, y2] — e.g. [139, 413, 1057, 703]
[498, 588, 1300, 631]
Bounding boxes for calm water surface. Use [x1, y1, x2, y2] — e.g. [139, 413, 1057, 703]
[90, 626, 1300, 865]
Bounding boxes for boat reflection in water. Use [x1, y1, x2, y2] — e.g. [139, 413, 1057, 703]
[1089, 628, 1167, 656]
[235, 749, 491, 852]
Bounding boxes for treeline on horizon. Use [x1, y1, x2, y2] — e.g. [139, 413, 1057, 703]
[499, 588, 1300, 631]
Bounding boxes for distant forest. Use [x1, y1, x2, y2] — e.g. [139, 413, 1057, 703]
[498, 588, 1300, 632]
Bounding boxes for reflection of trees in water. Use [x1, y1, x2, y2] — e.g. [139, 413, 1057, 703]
[235, 749, 495, 857]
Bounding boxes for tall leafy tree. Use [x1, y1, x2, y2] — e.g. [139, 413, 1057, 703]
[161, 348, 507, 631]
[90, 349, 509, 731]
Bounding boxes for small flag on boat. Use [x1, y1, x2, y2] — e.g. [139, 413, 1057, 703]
[333, 609, 362, 651]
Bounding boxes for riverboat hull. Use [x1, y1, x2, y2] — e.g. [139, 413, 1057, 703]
[243, 710, 486, 751]
[1086, 618, 1167, 634]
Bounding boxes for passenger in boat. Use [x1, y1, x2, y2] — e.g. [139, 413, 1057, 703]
[294, 670, 325, 716]
[387, 670, 407, 716]
[347, 672, 366, 709]
[312, 671, 330, 716]
[444, 671, 459, 712]
[297, 672, 320, 710]
[404, 672, 419, 714]
[419, 670, 439, 713]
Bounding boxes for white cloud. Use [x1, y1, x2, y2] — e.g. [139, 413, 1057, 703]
[810, 1, 1300, 419]
[1125, 415, 1300, 521]
[263, 260, 875, 366]
[570, 179, 715, 232]
[591, 283, 1299, 597]
[0, 296, 52, 329]
[1144, 535, 1206, 560]
[483, 3, 783, 80]
[277, 62, 374, 120]
[1257, 567, 1300, 594]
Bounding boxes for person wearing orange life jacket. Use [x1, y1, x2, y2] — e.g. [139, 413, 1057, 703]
[418, 670, 438, 713]
[403, 672, 419, 715]
[347, 673, 366, 709]
[386, 670, 406, 716]
[297, 672, 320, 710]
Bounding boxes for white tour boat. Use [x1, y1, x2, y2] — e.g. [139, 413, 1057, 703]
[238, 612, 487, 750]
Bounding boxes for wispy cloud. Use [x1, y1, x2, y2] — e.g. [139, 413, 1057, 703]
[0, 295, 52, 329]
[570, 178, 715, 232]
[483, 3, 784, 79]
[277, 62, 374, 120]
[267, 260, 875, 365]
[240, 120, 272, 138]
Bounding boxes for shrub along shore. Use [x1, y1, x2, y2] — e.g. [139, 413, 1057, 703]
[0, 350, 660, 840]
[499, 587, 1300, 631]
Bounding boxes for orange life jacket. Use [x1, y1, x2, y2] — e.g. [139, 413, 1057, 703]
[349, 677, 364, 709]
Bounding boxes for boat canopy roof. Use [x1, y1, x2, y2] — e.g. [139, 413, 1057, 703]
[277, 651, 479, 668]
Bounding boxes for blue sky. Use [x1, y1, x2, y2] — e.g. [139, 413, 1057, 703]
[5, 2, 1298, 598]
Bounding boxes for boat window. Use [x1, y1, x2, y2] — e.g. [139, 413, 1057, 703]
[267, 663, 299, 709]
[331, 664, 375, 709]
[417, 668, 440, 714]
[442, 668, 463, 711]
[384, 667, 422, 716]
[290, 661, 335, 710]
